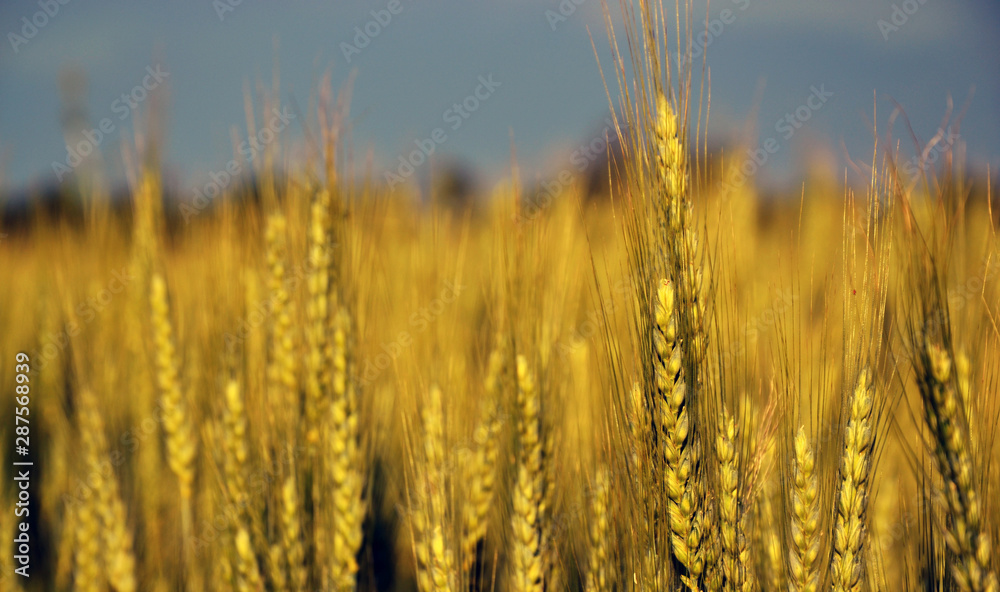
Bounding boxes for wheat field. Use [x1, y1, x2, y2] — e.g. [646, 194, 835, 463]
[1, 1, 999, 591]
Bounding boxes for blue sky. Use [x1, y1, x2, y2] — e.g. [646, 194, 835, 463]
[0, 0, 997, 195]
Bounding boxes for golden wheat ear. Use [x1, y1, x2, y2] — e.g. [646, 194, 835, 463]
[149, 272, 197, 563]
[921, 342, 998, 592]
[789, 426, 820, 592]
[831, 370, 875, 592]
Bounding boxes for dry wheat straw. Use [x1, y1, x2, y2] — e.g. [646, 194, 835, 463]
[789, 427, 820, 592]
[831, 370, 875, 592]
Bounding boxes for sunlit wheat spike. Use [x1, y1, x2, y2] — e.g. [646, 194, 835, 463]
[304, 190, 333, 447]
[326, 305, 366, 591]
[267, 543, 288, 592]
[716, 407, 741, 591]
[585, 468, 612, 592]
[510, 355, 546, 592]
[150, 272, 197, 551]
[954, 351, 980, 461]
[702, 495, 723, 592]
[510, 463, 545, 592]
[412, 384, 457, 592]
[77, 389, 137, 592]
[654, 278, 703, 590]
[281, 475, 307, 592]
[222, 379, 249, 511]
[653, 92, 687, 232]
[462, 401, 501, 574]
[234, 526, 264, 592]
[652, 91, 707, 366]
[831, 370, 875, 592]
[755, 483, 787, 592]
[789, 427, 820, 592]
[73, 483, 105, 592]
[922, 342, 998, 592]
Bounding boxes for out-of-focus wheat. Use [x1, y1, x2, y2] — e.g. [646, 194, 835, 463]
[150, 273, 197, 548]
